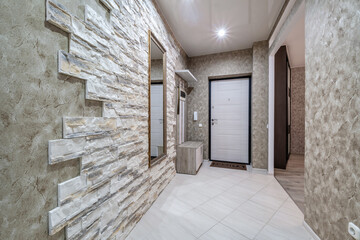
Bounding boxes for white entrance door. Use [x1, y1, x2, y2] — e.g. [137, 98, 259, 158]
[151, 84, 163, 157]
[210, 78, 250, 163]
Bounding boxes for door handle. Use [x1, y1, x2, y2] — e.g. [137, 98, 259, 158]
[211, 119, 218, 125]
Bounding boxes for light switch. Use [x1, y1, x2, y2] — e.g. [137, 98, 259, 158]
[199, 123, 202, 128]
[194, 111, 198, 121]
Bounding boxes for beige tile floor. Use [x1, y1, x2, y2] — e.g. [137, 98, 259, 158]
[126, 161, 313, 240]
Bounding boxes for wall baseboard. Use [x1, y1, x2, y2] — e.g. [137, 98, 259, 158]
[303, 221, 321, 240]
[248, 167, 269, 175]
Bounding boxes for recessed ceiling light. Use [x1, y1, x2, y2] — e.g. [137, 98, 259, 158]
[217, 28, 227, 38]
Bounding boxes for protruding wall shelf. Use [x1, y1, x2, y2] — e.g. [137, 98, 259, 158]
[186, 87, 194, 95]
[175, 70, 197, 84]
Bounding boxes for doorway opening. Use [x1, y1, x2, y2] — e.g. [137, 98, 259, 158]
[269, 2, 305, 212]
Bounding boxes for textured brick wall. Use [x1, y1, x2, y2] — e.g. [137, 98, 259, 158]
[0, 0, 187, 239]
[45, 0, 189, 238]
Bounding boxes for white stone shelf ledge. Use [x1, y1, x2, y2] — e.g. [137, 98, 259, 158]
[175, 70, 197, 84]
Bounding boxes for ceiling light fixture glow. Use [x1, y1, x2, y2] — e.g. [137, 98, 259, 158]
[217, 28, 227, 38]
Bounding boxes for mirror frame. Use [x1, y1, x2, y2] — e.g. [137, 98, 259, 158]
[148, 30, 167, 167]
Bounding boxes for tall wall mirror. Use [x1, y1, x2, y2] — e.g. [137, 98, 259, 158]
[148, 31, 167, 167]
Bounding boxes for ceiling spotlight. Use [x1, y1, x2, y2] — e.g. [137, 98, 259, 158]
[217, 29, 227, 38]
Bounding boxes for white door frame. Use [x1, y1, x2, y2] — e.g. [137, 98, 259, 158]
[268, 55, 275, 174]
[267, 0, 305, 174]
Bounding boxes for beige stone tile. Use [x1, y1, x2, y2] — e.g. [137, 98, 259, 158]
[153, 196, 193, 216]
[278, 197, 304, 218]
[237, 179, 268, 192]
[177, 190, 211, 208]
[194, 182, 226, 198]
[226, 184, 260, 199]
[237, 200, 277, 223]
[249, 191, 287, 210]
[196, 197, 234, 221]
[177, 209, 218, 238]
[255, 224, 312, 240]
[222, 209, 266, 239]
[127, 163, 312, 240]
[212, 190, 249, 209]
[127, 207, 196, 240]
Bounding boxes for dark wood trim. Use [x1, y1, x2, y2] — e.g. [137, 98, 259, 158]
[148, 30, 151, 169]
[208, 73, 252, 80]
[248, 75, 252, 165]
[148, 30, 167, 168]
[208, 75, 252, 165]
[150, 31, 166, 53]
[274, 46, 290, 169]
[287, 61, 291, 160]
[150, 154, 167, 167]
[163, 52, 167, 157]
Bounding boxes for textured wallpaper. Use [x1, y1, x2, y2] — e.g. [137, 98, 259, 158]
[304, 0, 360, 239]
[290, 67, 305, 154]
[252, 41, 269, 169]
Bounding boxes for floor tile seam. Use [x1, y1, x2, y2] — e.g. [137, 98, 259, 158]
[212, 178, 239, 187]
[193, 184, 244, 219]
[272, 178, 304, 213]
[195, 184, 231, 201]
[250, 191, 290, 204]
[233, 181, 270, 212]
[220, 217, 261, 240]
[196, 198, 236, 223]
[252, 194, 290, 239]
[195, 219, 220, 240]
[173, 192, 215, 213]
[231, 198, 281, 225]
[185, 211, 219, 239]
[257, 221, 310, 240]
[268, 208, 305, 228]
[248, 193, 290, 213]
[216, 220, 252, 240]
[155, 207, 211, 240]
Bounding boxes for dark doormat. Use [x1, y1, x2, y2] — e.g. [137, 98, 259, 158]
[210, 161, 247, 171]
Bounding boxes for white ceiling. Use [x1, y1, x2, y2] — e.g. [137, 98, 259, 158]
[155, 0, 285, 57]
[283, 5, 305, 68]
